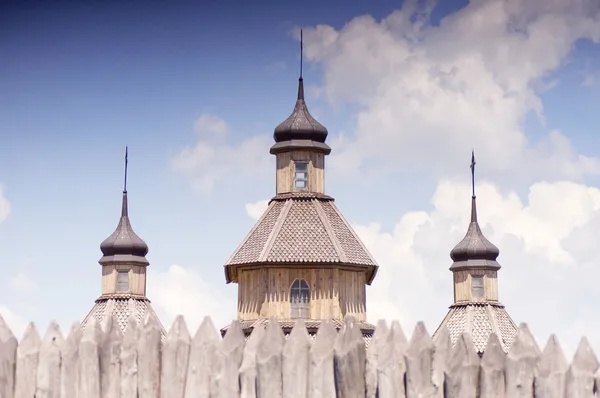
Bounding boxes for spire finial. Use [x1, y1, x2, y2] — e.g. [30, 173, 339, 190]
[124, 146, 128, 193]
[470, 150, 477, 223]
[300, 29, 303, 79]
[470, 149, 476, 198]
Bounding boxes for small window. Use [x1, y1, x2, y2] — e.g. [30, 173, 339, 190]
[290, 279, 310, 318]
[294, 162, 308, 191]
[117, 270, 129, 292]
[472, 275, 484, 299]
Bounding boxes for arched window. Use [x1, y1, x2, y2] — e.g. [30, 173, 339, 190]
[290, 279, 310, 319]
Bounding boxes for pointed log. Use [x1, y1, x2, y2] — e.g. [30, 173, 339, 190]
[445, 333, 479, 398]
[377, 320, 408, 398]
[240, 323, 265, 398]
[505, 323, 540, 398]
[564, 337, 599, 397]
[60, 323, 82, 398]
[184, 316, 220, 398]
[350, 317, 367, 395]
[308, 320, 336, 398]
[0, 314, 18, 398]
[35, 321, 64, 398]
[14, 322, 41, 398]
[160, 315, 191, 398]
[534, 334, 567, 398]
[432, 326, 451, 397]
[480, 333, 506, 398]
[78, 317, 101, 398]
[283, 319, 310, 398]
[100, 315, 123, 398]
[257, 318, 285, 398]
[216, 319, 245, 398]
[334, 316, 365, 398]
[120, 315, 139, 398]
[365, 320, 388, 398]
[405, 322, 436, 398]
[137, 312, 162, 398]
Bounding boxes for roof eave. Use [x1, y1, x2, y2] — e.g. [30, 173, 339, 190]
[269, 140, 331, 155]
[99, 254, 150, 266]
[449, 259, 501, 271]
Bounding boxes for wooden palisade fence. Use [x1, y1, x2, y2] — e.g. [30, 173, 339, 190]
[0, 313, 598, 398]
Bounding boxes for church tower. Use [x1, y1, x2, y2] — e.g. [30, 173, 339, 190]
[222, 34, 379, 339]
[432, 152, 517, 354]
[81, 149, 165, 336]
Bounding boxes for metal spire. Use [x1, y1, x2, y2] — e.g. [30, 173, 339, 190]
[469, 150, 477, 223]
[124, 146, 129, 193]
[300, 29, 303, 79]
[470, 149, 476, 198]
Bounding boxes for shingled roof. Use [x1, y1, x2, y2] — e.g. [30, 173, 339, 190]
[224, 193, 378, 284]
[432, 302, 517, 354]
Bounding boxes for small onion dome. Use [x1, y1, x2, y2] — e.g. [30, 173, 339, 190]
[450, 196, 500, 271]
[273, 77, 328, 144]
[99, 191, 149, 266]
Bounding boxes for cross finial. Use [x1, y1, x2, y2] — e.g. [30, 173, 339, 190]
[470, 149, 476, 198]
[124, 146, 128, 193]
[300, 29, 303, 79]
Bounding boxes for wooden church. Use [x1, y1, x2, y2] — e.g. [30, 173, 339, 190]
[221, 72, 379, 341]
[79, 39, 518, 355]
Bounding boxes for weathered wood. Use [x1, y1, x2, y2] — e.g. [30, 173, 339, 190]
[480, 333, 506, 398]
[14, 322, 41, 398]
[185, 316, 221, 398]
[0, 314, 18, 398]
[216, 320, 245, 398]
[160, 315, 191, 398]
[257, 318, 285, 398]
[564, 337, 598, 398]
[432, 326, 451, 398]
[445, 332, 479, 398]
[308, 320, 336, 398]
[534, 334, 567, 398]
[60, 323, 82, 398]
[240, 322, 265, 398]
[334, 316, 365, 398]
[100, 315, 123, 398]
[120, 315, 138, 398]
[35, 321, 64, 398]
[405, 321, 436, 398]
[79, 317, 101, 398]
[365, 319, 388, 398]
[283, 319, 310, 398]
[137, 312, 162, 398]
[505, 323, 540, 398]
[377, 320, 408, 398]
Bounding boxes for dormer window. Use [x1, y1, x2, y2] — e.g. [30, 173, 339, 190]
[294, 161, 308, 191]
[117, 270, 129, 292]
[472, 275, 484, 299]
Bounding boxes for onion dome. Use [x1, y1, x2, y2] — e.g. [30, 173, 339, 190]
[270, 78, 331, 155]
[99, 190, 149, 266]
[450, 195, 500, 271]
[274, 77, 328, 143]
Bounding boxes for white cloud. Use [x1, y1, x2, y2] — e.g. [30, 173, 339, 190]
[9, 273, 38, 294]
[172, 112, 272, 194]
[147, 264, 237, 333]
[0, 185, 11, 224]
[245, 199, 269, 221]
[358, 179, 600, 358]
[300, 0, 600, 184]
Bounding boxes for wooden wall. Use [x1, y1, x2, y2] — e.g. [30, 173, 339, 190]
[237, 267, 367, 322]
[101, 265, 146, 296]
[4, 314, 595, 398]
[275, 150, 325, 194]
[453, 269, 498, 302]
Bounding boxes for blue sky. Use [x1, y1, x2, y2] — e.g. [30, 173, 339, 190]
[2, 0, 600, 357]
